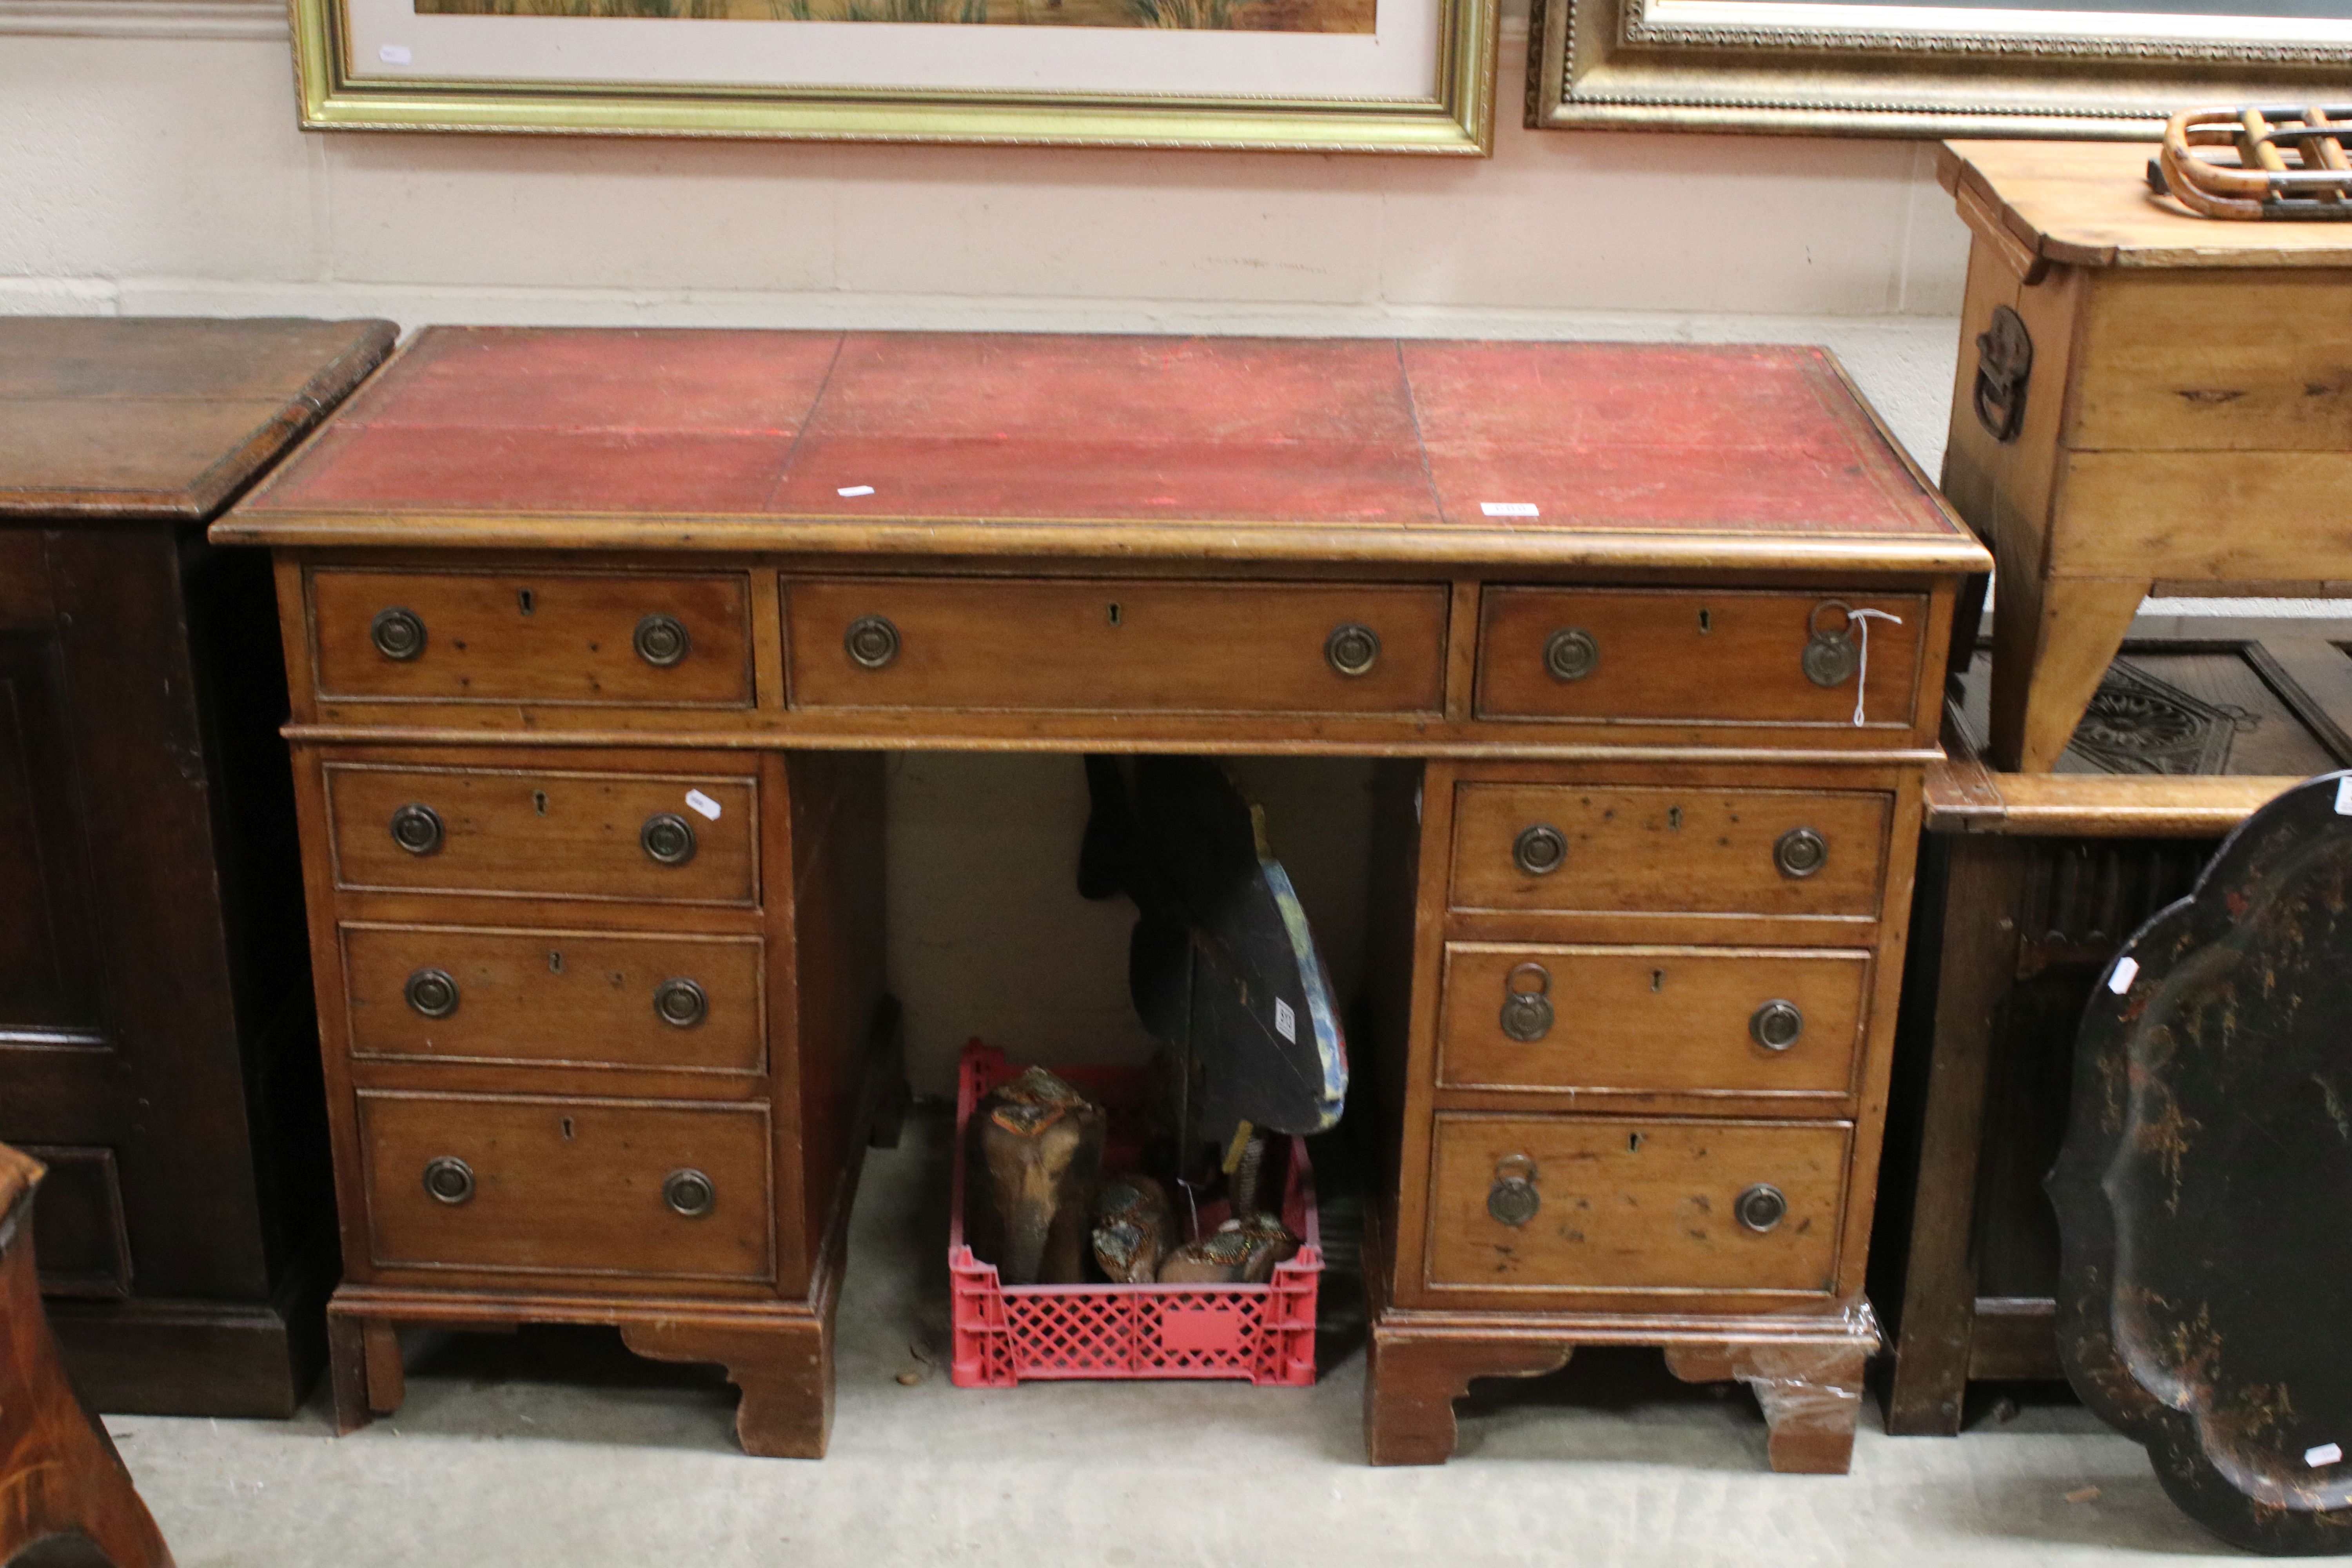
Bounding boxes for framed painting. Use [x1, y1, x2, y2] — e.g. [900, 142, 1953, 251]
[289, 0, 1496, 150]
[1528, 0, 2352, 138]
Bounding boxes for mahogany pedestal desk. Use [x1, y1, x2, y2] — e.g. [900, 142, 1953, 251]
[1875, 613, 2352, 1435]
[1938, 139, 2352, 772]
[215, 328, 1988, 1466]
[0, 317, 396, 1416]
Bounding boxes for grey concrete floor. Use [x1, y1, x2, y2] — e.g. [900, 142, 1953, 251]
[109, 1109, 2239, 1567]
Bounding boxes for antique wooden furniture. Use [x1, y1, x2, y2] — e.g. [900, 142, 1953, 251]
[0, 317, 396, 1416]
[212, 327, 1987, 1465]
[2053, 770, 2352, 1555]
[1876, 613, 2352, 1436]
[2155, 105, 2352, 221]
[1938, 139, 2352, 771]
[0, 1143, 176, 1568]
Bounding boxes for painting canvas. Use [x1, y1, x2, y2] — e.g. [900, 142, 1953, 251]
[417, 0, 1374, 30]
[293, 0, 1477, 149]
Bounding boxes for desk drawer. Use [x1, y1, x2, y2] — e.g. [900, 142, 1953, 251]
[325, 761, 759, 906]
[1477, 588, 1925, 729]
[311, 569, 753, 707]
[359, 1092, 772, 1282]
[1426, 1114, 1847, 1295]
[1449, 783, 1889, 918]
[784, 578, 1447, 715]
[1436, 944, 1868, 1098]
[343, 926, 765, 1076]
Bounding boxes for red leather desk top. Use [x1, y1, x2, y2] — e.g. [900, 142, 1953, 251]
[220, 328, 1980, 572]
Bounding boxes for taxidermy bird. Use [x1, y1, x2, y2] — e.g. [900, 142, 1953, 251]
[968, 1067, 1105, 1286]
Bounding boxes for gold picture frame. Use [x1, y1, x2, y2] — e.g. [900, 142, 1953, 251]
[289, 0, 1497, 151]
[1528, 0, 2352, 138]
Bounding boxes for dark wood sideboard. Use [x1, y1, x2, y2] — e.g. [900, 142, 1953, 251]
[0, 316, 397, 1414]
[1874, 613, 2352, 1434]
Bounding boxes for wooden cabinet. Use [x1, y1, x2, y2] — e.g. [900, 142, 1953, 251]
[216, 326, 1984, 1466]
[1938, 140, 2352, 771]
[0, 316, 396, 1415]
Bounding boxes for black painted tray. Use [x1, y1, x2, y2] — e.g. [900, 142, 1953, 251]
[2051, 769, 2352, 1555]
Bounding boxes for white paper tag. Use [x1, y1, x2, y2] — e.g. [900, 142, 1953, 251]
[2308, 1443, 2343, 1468]
[378, 43, 412, 62]
[2108, 956, 2139, 995]
[1481, 501, 1539, 518]
[2336, 775, 2352, 815]
[837, 485, 875, 498]
[1273, 998, 1297, 1043]
[684, 789, 722, 822]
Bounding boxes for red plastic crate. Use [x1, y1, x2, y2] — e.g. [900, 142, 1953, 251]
[948, 1040, 1322, 1388]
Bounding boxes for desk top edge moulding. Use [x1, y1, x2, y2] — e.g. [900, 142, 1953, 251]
[214, 327, 1985, 1465]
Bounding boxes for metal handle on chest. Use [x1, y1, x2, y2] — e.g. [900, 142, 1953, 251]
[1513, 823, 1568, 878]
[1736, 1183, 1788, 1233]
[423, 1156, 475, 1206]
[1544, 628, 1599, 683]
[405, 967, 459, 1019]
[845, 615, 900, 670]
[1325, 623, 1381, 678]
[1749, 1000, 1804, 1052]
[389, 803, 445, 857]
[641, 813, 698, 867]
[371, 607, 427, 662]
[1972, 304, 2033, 443]
[1773, 826, 1827, 880]
[654, 977, 708, 1029]
[633, 613, 691, 668]
[664, 1168, 717, 1218]
[1487, 1155, 1541, 1227]
[1499, 962, 1554, 1043]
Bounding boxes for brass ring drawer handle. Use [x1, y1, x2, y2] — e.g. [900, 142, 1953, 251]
[1749, 999, 1804, 1052]
[845, 614, 901, 670]
[1774, 826, 1827, 879]
[633, 613, 691, 668]
[1488, 1155, 1540, 1227]
[423, 1156, 475, 1206]
[1499, 962, 1554, 1043]
[641, 812, 697, 866]
[1325, 622, 1381, 678]
[1736, 1183, 1788, 1233]
[653, 977, 708, 1029]
[1802, 600, 1860, 689]
[371, 606, 426, 661]
[405, 967, 459, 1019]
[1544, 627, 1599, 682]
[664, 1168, 717, 1218]
[389, 803, 445, 857]
[1513, 823, 1568, 877]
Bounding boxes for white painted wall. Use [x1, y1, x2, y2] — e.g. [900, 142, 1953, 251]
[0, 13, 1984, 1087]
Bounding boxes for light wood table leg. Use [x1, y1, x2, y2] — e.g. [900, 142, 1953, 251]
[1989, 576, 2147, 772]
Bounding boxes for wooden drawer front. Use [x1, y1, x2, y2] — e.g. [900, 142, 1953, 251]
[784, 578, 1448, 715]
[359, 1093, 772, 1282]
[1477, 588, 1925, 729]
[311, 569, 753, 707]
[343, 926, 765, 1076]
[1449, 783, 1889, 919]
[1436, 944, 1868, 1098]
[326, 762, 758, 906]
[1426, 1114, 1848, 1295]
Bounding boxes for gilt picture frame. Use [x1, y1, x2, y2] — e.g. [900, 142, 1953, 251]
[1528, 0, 2352, 138]
[288, 0, 1496, 151]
